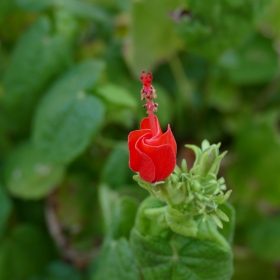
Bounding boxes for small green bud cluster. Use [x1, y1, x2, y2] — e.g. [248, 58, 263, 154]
[133, 140, 232, 236]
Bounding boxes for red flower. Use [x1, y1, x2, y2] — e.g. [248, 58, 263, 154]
[128, 115, 177, 183]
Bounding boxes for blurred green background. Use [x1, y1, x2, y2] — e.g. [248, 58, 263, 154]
[0, 0, 280, 279]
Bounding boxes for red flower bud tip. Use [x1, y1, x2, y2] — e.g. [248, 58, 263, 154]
[128, 71, 177, 183]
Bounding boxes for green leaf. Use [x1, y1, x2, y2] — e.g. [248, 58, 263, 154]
[0, 0, 15, 22]
[110, 196, 138, 239]
[206, 79, 240, 112]
[95, 84, 137, 109]
[227, 113, 280, 205]
[92, 237, 139, 280]
[130, 228, 233, 280]
[33, 60, 105, 164]
[16, 0, 108, 23]
[15, 0, 51, 11]
[0, 186, 12, 238]
[30, 261, 82, 280]
[4, 142, 65, 199]
[101, 144, 131, 189]
[247, 215, 280, 261]
[98, 185, 138, 238]
[177, 0, 269, 59]
[219, 34, 278, 85]
[0, 224, 56, 280]
[258, 0, 280, 39]
[125, 0, 181, 75]
[166, 206, 198, 237]
[1, 16, 71, 131]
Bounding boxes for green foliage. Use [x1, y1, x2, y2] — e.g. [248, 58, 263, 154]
[0, 0, 279, 278]
[1, 16, 72, 132]
[4, 142, 65, 199]
[0, 225, 56, 280]
[93, 237, 138, 280]
[101, 144, 131, 189]
[247, 215, 280, 261]
[93, 188, 139, 280]
[131, 228, 233, 280]
[30, 261, 83, 280]
[177, 0, 271, 59]
[219, 34, 278, 85]
[33, 61, 105, 164]
[0, 186, 12, 238]
[130, 200, 234, 280]
[125, 0, 182, 74]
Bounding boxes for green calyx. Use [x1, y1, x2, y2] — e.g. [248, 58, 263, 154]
[133, 140, 232, 237]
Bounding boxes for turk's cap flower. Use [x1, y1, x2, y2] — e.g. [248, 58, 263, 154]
[128, 115, 177, 183]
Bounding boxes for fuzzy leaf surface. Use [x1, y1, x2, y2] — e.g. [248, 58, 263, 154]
[130, 228, 233, 280]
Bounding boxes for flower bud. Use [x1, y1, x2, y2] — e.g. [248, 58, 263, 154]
[187, 140, 227, 177]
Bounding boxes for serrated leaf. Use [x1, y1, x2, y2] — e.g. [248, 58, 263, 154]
[4, 142, 65, 199]
[33, 60, 105, 164]
[130, 228, 233, 280]
[1, 16, 71, 132]
[92, 237, 139, 280]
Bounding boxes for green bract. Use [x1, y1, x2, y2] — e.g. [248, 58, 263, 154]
[134, 140, 232, 236]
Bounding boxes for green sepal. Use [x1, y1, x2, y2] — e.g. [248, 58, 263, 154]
[196, 216, 230, 250]
[181, 158, 188, 173]
[215, 190, 232, 204]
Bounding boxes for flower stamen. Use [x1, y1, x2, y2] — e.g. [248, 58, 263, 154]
[140, 71, 158, 136]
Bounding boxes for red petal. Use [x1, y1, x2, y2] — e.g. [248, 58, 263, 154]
[140, 116, 162, 135]
[136, 139, 176, 182]
[145, 124, 177, 155]
[135, 142, 156, 182]
[128, 129, 151, 171]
